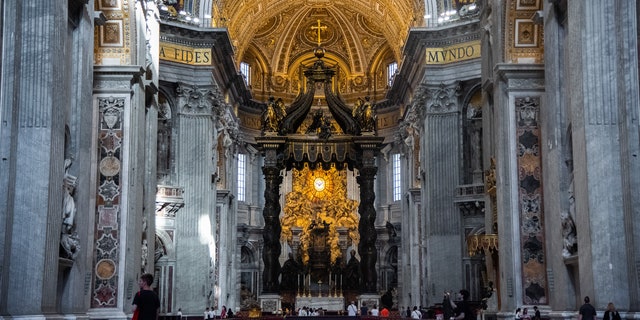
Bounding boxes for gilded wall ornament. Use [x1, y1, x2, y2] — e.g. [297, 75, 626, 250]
[281, 166, 359, 265]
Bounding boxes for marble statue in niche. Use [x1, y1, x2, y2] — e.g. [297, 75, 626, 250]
[562, 154, 578, 258]
[141, 239, 149, 271]
[61, 158, 80, 260]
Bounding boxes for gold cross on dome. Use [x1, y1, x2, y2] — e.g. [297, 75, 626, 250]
[311, 19, 327, 46]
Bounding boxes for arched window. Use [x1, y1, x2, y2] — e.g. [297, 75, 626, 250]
[392, 153, 402, 201]
[387, 62, 398, 87]
[237, 154, 246, 202]
[240, 62, 251, 85]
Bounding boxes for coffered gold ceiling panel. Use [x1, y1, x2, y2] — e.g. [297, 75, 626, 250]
[220, 0, 425, 74]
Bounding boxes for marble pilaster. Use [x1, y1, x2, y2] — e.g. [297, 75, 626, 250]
[172, 83, 218, 312]
[419, 82, 464, 304]
[405, 188, 423, 308]
[60, 1, 99, 315]
[90, 65, 146, 320]
[0, 0, 81, 316]
[538, 0, 574, 311]
[494, 64, 545, 312]
[398, 103, 426, 307]
[216, 189, 236, 310]
[565, 1, 639, 310]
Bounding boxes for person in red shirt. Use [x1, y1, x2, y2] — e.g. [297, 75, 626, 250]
[380, 307, 390, 317]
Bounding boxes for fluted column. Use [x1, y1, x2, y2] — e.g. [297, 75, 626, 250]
[0, 1, 68, 316]
[420, 82, 463, 301]
[565, 1, 640, 310]
[173, 84, 217, 311]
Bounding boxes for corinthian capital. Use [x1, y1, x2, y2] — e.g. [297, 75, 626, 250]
[422, 82, 462, 114]
[176, 83, 216, 116]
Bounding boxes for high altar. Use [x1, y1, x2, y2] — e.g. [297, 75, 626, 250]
[255, 25, 384, 313]
[281, 166, 355, 307]
[295, 296, 345, 313]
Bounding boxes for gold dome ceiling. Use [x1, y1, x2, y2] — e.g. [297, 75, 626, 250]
[216, 0, 425, 100]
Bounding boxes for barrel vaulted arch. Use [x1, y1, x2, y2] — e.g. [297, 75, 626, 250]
[219, 0, 425, 75]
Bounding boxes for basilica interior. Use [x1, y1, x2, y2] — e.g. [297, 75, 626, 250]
[1, 0, 640, 319]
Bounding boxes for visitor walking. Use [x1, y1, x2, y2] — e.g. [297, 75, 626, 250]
[453, 290, 474, 320]
[603, 302, 621, 320]
[371, 304, 379, 316]
[347, 301, 358, 316]
[132, 273, 160, 320]
[380, 306, 390, 317]
[578, 297, 597, 320]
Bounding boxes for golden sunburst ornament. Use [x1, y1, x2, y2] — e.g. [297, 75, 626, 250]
[281, 164, 360, 265]
[313, 177, 326, 191]
[307, 170, 333, 201]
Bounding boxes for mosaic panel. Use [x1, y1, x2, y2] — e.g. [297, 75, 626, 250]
[515, 96, 548, 305]
[92, 97, 125, 308]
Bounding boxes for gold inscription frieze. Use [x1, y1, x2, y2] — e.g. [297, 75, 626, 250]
[425, 40, 481, 65]
[238, 110, 262, 130]
[159, 42, 212, 65]
[375, 112, 400, 129]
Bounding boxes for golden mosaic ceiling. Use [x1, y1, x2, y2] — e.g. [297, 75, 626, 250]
[219, 0, 424, 75]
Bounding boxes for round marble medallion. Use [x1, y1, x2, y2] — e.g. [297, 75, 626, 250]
[96, 259, 116, 279]
[99, 156, 121, 177]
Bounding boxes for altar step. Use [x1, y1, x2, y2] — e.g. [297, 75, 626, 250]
[159, 314, 405, 320]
